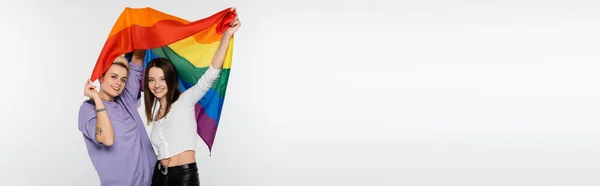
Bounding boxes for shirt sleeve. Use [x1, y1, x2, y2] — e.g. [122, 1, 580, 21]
[78, 101, 102, 146]
[120, 62, 144, 105]
[179, 65, 222, 107]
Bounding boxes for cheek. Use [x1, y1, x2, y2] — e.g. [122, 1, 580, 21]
[161, 81, 168, 88]
[105, 79, 115, 85]
[148, 81, 155, 88]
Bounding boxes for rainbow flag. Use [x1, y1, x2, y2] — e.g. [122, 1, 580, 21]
[90, 7, 237, 153]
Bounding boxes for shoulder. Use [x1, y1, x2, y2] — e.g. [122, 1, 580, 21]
[79, 99, 95, 109]
[170, 99, 186, 110]
[78, 99, 96, 117]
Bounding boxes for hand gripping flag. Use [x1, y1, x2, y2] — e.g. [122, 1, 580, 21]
[89, 7, 237, 153]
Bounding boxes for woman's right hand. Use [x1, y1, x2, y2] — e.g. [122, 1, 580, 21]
[84, 79, 100, 100]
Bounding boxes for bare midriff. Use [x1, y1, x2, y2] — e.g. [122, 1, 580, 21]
[160, 150, 195, 167]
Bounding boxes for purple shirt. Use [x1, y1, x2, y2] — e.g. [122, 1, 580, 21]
[78, 63, 157, 186]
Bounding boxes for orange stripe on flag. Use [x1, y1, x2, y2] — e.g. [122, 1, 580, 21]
[108, 7, 189, 38]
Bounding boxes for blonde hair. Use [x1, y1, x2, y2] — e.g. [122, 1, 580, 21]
[112, 56, 130, 71]
[100, 56, 130, 77]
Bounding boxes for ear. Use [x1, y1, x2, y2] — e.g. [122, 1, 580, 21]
[98, 75, 104, 84]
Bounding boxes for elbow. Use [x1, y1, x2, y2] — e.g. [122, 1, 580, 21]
[97, 135, 115, 146]
[103, 138, 115, 146]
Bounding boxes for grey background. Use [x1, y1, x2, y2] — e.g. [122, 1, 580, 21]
[1, 0, 599, 185]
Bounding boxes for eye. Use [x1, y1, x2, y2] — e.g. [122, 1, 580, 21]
[121, 79, 126, 83]
[149, 79, 154, 82]
[111, 76, 117, 79]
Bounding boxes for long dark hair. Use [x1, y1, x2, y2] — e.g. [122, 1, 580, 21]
[143, 58, 181, 124]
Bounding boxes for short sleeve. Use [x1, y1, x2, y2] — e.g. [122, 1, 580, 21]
[78, 101, 101, 146]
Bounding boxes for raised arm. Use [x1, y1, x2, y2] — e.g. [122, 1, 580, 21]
[79, 79, 114, 146]
[210, 16, 240, 69]
[180, 16, 241, 106]
[120, 51, 145, 104]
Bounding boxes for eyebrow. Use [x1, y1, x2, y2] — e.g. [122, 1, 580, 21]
[110, 73, 127, 79]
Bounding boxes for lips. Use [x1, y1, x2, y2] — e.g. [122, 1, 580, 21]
[153, 88, 164, 94]
[111, 85, 121, 92]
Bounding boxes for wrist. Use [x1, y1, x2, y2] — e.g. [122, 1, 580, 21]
[131, 59, 143, 67]
[221, 34, 232, 41]
[96, 108, 106, 113]
[92, 96, 103, 102]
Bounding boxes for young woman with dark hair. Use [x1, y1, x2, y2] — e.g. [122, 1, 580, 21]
[144, 15, 241, 185]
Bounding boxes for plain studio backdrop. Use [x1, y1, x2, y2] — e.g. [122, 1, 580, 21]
[1, 0, 600, 185]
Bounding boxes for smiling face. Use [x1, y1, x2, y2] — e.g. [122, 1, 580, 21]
[143, 58, 181, 123]
[147, 67, 168, 99]
[98, 57, 129, 100]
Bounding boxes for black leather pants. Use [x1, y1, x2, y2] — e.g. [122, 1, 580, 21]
[151, 161, 199, 186]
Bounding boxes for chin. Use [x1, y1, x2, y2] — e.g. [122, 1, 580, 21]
[151, 91, 166, 99]
[109, 92, 119, 98]
[109, 90, 123, 97]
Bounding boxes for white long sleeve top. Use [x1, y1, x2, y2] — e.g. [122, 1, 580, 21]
[149, 65, 221, 160]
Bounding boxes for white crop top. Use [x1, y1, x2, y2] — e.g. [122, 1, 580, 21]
[149, 65, 221, 160]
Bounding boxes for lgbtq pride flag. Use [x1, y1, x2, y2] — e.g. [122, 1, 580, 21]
[89, 7, 237, 153]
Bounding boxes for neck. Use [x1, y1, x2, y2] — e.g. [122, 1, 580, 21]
[158, 97, 168, 115]
[99, 90, 114, 102]
[158, 97, 167, 108]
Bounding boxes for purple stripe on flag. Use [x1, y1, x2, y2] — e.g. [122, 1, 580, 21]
[195, 103, 218, 151]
